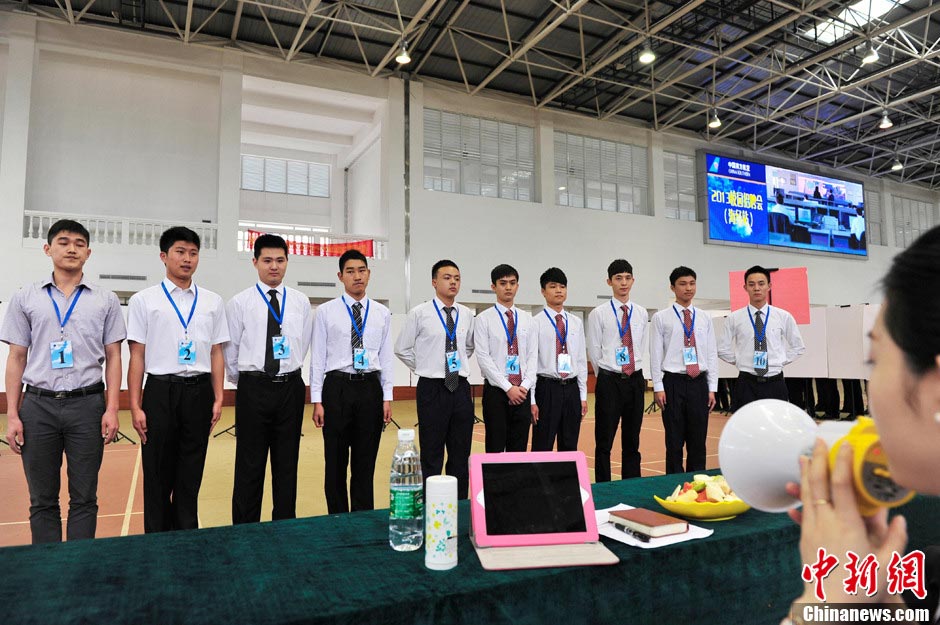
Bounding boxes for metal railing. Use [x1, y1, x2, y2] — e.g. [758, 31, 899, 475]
[24, 211, 219, 250]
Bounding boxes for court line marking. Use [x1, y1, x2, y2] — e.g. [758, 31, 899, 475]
[121, 446, 142, 536]
[0, 512, 142, 527]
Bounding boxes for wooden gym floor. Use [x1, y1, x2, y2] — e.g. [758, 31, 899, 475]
[0, 392, 730, 548]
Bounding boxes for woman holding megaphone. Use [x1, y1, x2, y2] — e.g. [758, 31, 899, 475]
[782, 226, 940, 623]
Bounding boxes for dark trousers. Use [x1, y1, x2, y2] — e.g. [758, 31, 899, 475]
[786, 378, 816, 414]
[19, 392, 105, 543]
[531, 376, 581, 452]
[815, 378, 840, 419]
[715, 379, 732, 412]
[731, 372, 788, 412]
[141, 376, 214, 533]
[416, 377, 474, 499]
[594, 369, 646, 481]
[661, 372, 709, 474]
[481, 382, 531, 453]
[232, 373, 305, 523]
[321, 373, 384, 513]
[841, 379, 865, 415]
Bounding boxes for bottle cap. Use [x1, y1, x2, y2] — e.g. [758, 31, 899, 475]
[398, 429, 415, 442]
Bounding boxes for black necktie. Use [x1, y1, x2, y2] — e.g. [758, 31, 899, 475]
[264, 289, 281, 376]
[444, 306, 458, 392]
[754, 310, 768, 377]
[351, 301, 363, 354]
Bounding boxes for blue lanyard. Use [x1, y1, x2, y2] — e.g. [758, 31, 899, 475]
[672, 305, 696, 341]
[432, 300, 458, 343]
[161, 282, 198, 334]
[747, 306, 770, 344]
[342, 295, 370, 340]
[543, 309, 568, 348]
[610, 300, 633, 338]
[495, 306, 517, 347]
[46, 285, 84, 334]
[256, 285, 286, 327]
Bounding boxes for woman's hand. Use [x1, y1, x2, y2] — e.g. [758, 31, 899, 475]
[787, 438, 908, 605]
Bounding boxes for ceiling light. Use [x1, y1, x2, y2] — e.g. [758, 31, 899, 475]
[879, 112, 893, 129]
[861, 44, 879, 65]
[638, 45, 656, 65]
[891, 158, 903, 171]
[708, 111, 722, 129]
[395, 41, 411, 65]
[558, 186, 567, 191]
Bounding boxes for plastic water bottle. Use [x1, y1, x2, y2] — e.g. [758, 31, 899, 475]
[389, 429, 424, 551]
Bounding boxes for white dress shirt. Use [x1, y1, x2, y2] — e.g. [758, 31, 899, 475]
[587, 298, 649, 374]
[717, 304, 805, 375]
[394, 298, 474, 379]
[309, 294, 394, 402]
[223, 282, 313, 384]
[650, 304, 719, 392]
[127, 278, 229, 375]
[531, 307, 588, 403]
[473, 303, 537, 392]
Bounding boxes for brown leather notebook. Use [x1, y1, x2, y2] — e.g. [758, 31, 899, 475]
[608, 508, 689, 538]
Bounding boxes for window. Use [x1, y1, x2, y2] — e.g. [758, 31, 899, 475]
[240, 155, 330, 198]
[893, 196, 936, 248]
[554, 131, 649, 215]
[423, 108, 535, 201]
[663, 152, 697, 221]
[864, 190, 885, 246]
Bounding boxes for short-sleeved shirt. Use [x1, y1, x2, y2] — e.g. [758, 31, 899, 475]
[0, 274, 126, 390]
[127, 278, 229, 376]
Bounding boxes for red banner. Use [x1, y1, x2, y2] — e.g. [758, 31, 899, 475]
[245, 230, 374, 258]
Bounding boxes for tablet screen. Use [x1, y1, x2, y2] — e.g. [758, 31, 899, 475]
[481, 461, 586, 535]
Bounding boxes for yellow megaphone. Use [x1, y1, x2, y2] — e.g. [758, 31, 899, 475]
[718, 399, 915, 516]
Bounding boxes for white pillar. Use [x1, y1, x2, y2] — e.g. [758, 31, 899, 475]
[0, 15, 38, 249]
[384, 77, 406, 313]
[537, 114, 555, 207]
[216, 50, 242, 254]
[648, 130, 665, 218]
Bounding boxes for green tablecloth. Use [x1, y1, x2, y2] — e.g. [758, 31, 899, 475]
[2, 472, 937, 625]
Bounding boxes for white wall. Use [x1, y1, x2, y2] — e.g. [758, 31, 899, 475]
[0, 44, 7, 154]
[346, 137, 384, 235]
[26, 50, 220, 222]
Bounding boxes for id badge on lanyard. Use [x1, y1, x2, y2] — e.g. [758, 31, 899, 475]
[272, 336, 291, 360]
[683, 346, 698, 365]
[353, 347, 369, 370]
[505, 354, 520, 376]
[47, 286, 83, 370]
[178, 339, 196, 365]
[753, 351, 768, 370]
[446, 350, 461, 373]
[615, 346, 630, 366]
[556, 353, 573, 374]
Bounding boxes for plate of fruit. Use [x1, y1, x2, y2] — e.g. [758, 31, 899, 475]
[653, 474, 750, 521]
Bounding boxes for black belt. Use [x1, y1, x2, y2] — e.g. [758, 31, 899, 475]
[663, 371, 707, 381]
[597, 368, 645, 380]
[326, 370, 380, 382]
[24, 382, 105, 399]
[537, 375, 578, 386]
[147, 373, 210, 385]
[738, 371, 784, 384]
[241, 369, 302, 384]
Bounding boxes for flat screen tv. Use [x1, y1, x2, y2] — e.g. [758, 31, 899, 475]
[702, 152, 867, 257]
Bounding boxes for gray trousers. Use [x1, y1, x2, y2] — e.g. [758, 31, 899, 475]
[19, 392, 105, 543]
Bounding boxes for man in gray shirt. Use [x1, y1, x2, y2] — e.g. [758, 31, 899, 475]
[2, 219, 126, 543]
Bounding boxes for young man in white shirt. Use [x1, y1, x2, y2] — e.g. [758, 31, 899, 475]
[394, 260, 475, 499]
[225, 234, 312, 523]
[717, 265, 805, 411]
[587, 259, 649, 481]
[1, 219, 126, 543]
[530, 267, 588, 453]
[127, 226, 230, 533]
[310, 250, 393, 513]
[473, 264, 537, 453]
[650, 266, 718, 474]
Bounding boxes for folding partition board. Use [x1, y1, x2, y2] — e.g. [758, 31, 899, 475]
[826, 304, 872, 380]
[782, 306, 828, 378]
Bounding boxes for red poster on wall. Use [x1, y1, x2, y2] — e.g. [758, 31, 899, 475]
[729, 267, 810, 324]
